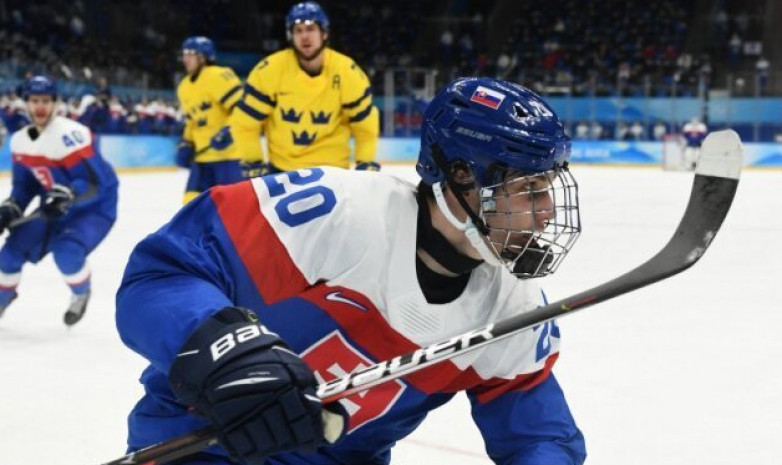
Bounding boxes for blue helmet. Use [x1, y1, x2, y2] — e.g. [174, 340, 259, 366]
[417, 77, 571, 187]
[23, 75, 57, 100]
[286, 2, 330, 32]
[181, 36, 217, 62]
[417, 78, 580, 280]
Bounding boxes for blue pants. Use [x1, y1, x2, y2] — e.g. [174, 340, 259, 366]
[0, 210, 115, 290]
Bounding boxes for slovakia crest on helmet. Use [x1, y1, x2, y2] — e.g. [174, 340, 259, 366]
[470, 86, 505, 110]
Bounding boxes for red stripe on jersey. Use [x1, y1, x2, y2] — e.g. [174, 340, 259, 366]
[470, 352, 559, 404]
[300, 285, 556, 396]
[13, 144, 95, 169]
[210, 181, 310, 304]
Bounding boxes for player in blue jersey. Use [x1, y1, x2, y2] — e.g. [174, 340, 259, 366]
[0, 76, 119, 325]
[116, 77, 586, 464]
[682, 117, 708, 170]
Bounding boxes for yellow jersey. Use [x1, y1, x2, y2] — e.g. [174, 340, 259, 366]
[177, 65, 243, 163]
[227, 48, 379, 171]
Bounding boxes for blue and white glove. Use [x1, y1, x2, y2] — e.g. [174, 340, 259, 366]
[355, 161, 380, 171]
[41, 184, 75, 219]
[169, 307, 347, 465]
[176, 141, 195, 168]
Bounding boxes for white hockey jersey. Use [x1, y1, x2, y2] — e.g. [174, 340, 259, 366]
[117, 167, 584, 464]
[8, 116, 117, 214]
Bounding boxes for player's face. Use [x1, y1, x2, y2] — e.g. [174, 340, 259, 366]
[182, 51, 203, 75]
[291, 22, 327, 61]
[483, 172, 555, 254]
[26, 94, 55, 127]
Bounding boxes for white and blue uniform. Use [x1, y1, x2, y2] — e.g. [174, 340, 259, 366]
[117, 168, 585, 464]
[683, 121, 707, 148]
[682, 120, 708, 169]
[0, 116, 118, 297]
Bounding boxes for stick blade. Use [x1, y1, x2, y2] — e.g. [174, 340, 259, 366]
[696, 129, 743, 180]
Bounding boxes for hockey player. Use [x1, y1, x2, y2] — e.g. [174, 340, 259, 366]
[0, 76, 118, 325]
[212, 1, 381, 174]
[682, 117, 707, 170]
[116, 77, 585, 464]
[177, 36, 244, 204]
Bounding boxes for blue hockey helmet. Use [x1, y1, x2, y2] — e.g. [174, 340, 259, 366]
[417, 77, 571, 187]
[417, 77, 580, 279]
[286, 2, 330, 32]
[23, 75, 57, 100]
[181, 36, 217, 62]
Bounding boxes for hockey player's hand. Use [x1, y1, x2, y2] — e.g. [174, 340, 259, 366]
[176, 141, 195, 168]
[210, 126, 234, 151]
[41, 184, 75, 220]
[169, 307, 347, 465]
[0, 199, 22, 233]
[241, 161, 269, 179]
[355, 161, 381, 171]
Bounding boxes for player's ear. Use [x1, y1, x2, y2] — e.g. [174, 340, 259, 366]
[322, 30, 329, 42]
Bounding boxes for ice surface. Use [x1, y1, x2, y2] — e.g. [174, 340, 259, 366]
[0, 165, 779, 464]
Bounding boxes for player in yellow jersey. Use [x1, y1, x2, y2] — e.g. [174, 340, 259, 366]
[211, 2, 380, 174]
[176, 36, 244, 203]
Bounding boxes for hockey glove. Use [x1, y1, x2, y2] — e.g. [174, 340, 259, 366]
[41, 184, 75, 219]
[241, 161, 270, 179]
[169, 307, 347, 465]
[355, 161, 381, 171]
[210, 126, 234, 151]
[176, 141, 195, 168]
[0, 199, 22, 233]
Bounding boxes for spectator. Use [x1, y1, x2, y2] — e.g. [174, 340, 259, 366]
[728, 34, 742, 69]
[653, 121, 668, 141]
[735, 11, 749, 34]
[590, 121, 604, 140]
[629, 121, 644, 141]
[615, 122, 628, 141]
[440, 30, 454, 67]
[105, 96, 128, 134]
[96, 76, 111, 106]
[574, 121, 589, 140]
[0, 93, 30, 134]
[756, 56, 770, 95]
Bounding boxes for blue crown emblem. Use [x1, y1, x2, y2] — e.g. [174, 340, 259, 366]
[199, 101, 212, 111]
[292, 130, 317, 146]
[280, 107, 303, 123]
[310, 110, 332, 125]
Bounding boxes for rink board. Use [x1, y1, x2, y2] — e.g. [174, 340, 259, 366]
[1, 136, 780, 170]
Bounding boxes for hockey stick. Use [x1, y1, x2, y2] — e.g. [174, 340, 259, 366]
[100, 130, 743, 465]
[6, 188, 96, 230]
[6, 209, 44, 229]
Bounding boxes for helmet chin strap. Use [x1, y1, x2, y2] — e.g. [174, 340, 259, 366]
[432, 181, 502, 266]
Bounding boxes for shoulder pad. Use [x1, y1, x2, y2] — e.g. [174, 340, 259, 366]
[8, 126, 30, 149]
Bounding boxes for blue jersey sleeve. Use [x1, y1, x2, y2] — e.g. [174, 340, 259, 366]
[10, 161, 43, 210]
[115, 192, 237, 374]
[68, 148, 119, 211]
[468, 374, 586, 465]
